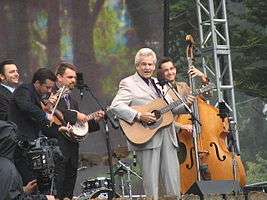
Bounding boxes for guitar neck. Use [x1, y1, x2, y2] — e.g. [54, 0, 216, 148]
[160, 100, 183, 114]
[87, 112, 97, 121]
[159, 85, 211, 115]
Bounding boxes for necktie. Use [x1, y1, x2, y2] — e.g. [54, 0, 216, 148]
[150, 79, 163, 97]
[63, 94, 70, 109]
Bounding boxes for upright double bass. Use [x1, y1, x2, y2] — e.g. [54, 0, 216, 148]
[176, 35, 247, 193]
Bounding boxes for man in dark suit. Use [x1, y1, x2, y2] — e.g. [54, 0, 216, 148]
[8, 68, 69, 186]
[53, 62, 105, 199]
[0, 59, 20, 121]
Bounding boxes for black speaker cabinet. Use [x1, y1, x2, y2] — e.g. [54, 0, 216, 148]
[186, 180, 242, 199]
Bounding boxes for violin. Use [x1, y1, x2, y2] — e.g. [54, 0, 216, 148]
[41, 86, 69, 126]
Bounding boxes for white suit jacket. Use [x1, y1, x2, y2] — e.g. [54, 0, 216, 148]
[110, 72, 186, 150]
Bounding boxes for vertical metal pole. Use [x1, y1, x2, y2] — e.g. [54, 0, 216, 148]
[164, 0, 170, 57]
[195, 0, 240, 153]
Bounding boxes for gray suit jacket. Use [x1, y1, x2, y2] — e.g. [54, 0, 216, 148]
[110, 73, 185, 151]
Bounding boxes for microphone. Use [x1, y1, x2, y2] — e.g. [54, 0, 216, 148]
[105, 109, 119, 129]
[76, 72, 86, 100]
[156, 70, 169, 88]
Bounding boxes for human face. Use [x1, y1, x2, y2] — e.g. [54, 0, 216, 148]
[136, 56, 155, 79]
[35, 79, 55, 96]
[57, 68, 77, 90]
[0, 64, 19, 86]
[160, 61, 177, 83]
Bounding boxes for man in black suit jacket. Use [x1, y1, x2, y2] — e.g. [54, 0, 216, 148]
[0, 59, 20, 121]
[8, 68, 70, 186]
[54, 62, 105, 199]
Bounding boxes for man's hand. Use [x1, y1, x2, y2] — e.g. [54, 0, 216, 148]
[188, 66, 208, 83]
[180, 124, 193, 134]
[92, 110, 105, 121]
[186, 95, 196, 105]
[45, 195, 56, 200]
[77, 112, 88, 123]
[138, 112, 156, 124]
[48, 93, 58, 106]
[59, 123, 73, 133]
[23, 180, 37, 193]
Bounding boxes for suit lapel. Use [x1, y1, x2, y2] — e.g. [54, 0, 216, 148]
[133, 73, 158, 99]
[0, 85, 12, 97]
[176, 82, 189, 96]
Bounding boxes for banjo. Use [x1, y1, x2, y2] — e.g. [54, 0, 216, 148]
[46, 86, 99, 142]
[62, 111, 99, 142]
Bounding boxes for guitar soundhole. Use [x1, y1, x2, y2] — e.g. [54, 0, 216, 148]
[146, 110, 161, 126]
[152, 110, 161, 119]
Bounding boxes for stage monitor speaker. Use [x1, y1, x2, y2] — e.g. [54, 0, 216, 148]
[186, 180, 242, 199]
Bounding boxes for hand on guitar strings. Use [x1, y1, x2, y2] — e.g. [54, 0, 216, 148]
[58, 122, 73, 133]
[137, 111, 157, 124]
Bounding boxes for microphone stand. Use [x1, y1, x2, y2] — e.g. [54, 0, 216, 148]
[166, 81, 202, 180]
[79, 84, 119, 200]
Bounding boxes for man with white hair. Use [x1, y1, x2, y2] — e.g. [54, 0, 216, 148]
[110, 48, 194, 199]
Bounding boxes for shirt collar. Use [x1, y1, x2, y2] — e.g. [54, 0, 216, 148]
[137, 72, 150, 85]
[1, 83, 16, 93]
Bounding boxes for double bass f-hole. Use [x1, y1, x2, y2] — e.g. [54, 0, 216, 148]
[210, 142, 227, 161]
[186, 147, 195, 170]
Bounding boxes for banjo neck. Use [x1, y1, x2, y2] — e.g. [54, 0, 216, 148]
[86, 112, 98, 122]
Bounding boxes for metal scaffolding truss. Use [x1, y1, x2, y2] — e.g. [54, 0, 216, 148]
[195, 0, 240, 151]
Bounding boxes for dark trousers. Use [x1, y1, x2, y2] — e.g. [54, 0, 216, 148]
[55, 134, 79, 199]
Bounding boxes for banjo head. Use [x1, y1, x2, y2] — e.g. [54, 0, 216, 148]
[71, 122, 89, 141]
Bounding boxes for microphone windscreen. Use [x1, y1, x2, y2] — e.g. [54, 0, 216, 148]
[76, 72, 84, 89]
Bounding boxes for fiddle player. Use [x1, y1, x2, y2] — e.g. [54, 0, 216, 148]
[109, 48, 195, 200]
[8, 67, 72, 186]
[53, 62, 105, 200]
[157, 57, 209, 134]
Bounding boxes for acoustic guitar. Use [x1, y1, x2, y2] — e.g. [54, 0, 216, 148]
[119, 83, 215, 145]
